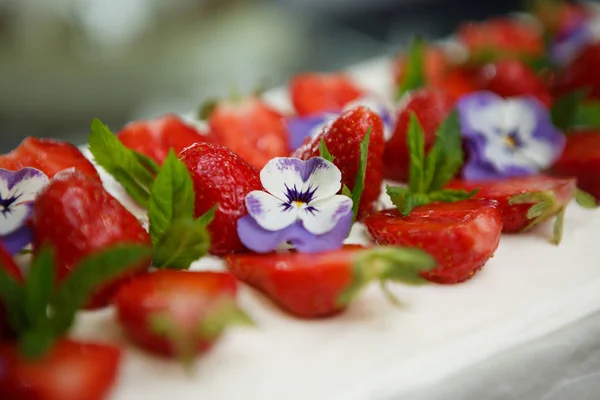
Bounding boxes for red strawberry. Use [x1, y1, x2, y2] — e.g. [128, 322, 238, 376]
[436, 66, 478, 101]
[553, 42, 600, 100]
[0, 243, 22, 341]
[393, 46, 450, 88]
[458, 18, 544, 61]
[365, 199, 502, 284]
[552, 131, 600, 200]
[179, 142, 262, 255]
[0, 137, 100, 181]
[206, 97, 289, 169]
[117, 114, 206, 165]
[383, 89, 455, 182]
[0, 338, 121, 400]
[476, 60, 552, 107]
[290, 73, 363, 116]
[446, 175, 576, 233]
[292, 106, 385, 218]
[32, 170, 152, 308]
[115, 270, 248, 359]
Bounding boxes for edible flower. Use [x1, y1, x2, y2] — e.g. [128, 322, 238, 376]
[457, 92, 565, 181]
[286, 95, 395, 150]
[0, 167, 48, 255]
[237, 157, 353, 253]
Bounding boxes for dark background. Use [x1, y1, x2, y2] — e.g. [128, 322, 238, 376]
[0, 0, 522, 152]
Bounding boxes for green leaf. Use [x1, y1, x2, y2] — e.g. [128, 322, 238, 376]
[88, 118, 155, 207]
[133, 151, 160, 174]
[396, 36, 426, 99]
[22, 247, 54, 333]
[342, 184, 352, 198]
[575, 188, 598, 209]
[199, 99, 218, 120]
[386, 185, 410, 213]
[148, 150, 196, 246]
[427, 111, 463, 191]
[197, 297, 254, 340]
[401, 192, 431, 217]
[51, 245, 151, 336]
[428, 188, 479, 203]
[350, 126, 372, 221]
[196, 204, 218, 226]
[407, 113, 426, 193]
[152, 219, 211, 269]
[573, 101, 600, 129]
[552, 208, 566, 245]
[336, 246, 436, 307]
[509, 191, 566, 245]
[551, 89, 587, 131]
[0, 265, 26, 334]
[319, 139, 334, 163]
[18, 329, 56, 360]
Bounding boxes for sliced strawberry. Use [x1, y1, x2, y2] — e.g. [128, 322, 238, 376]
[179, 142, 262, 255]
[32, 171, 152, 308]
[0, 137, 100, 181]
[0, 338, 121, 400]
[0, 243, 22, 342]
[117, 114, 206, 165]
[446, 175, 576, 235]
[115, 270, 249, 360]
[365, 199, 502, 284]
[206, 97, 289, 169]
[553, 42, 600, 100]
[476, 60, 552, 107]
[292, 106, 385, 219]
[458, 17, 544, 61]
[383, 89, 455, 182]
[289, 73, 363, 116]
[552, 131, 600, 200]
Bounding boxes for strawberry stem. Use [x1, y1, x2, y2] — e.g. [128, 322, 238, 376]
[509, 190, 567, 245]
[197, 297, 254, 340]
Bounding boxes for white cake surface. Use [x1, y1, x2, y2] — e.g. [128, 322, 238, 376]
[75, 58, 600, 400]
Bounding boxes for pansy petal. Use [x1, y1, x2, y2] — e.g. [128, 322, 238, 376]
[302, 157, 343, 202]
[457, 91, 505, 140]
[287, 114, 335, 151]
[299, 195, 353, 235]
[260, 158, 308, 201]
[237, 215, 290, 253]
[1, 225, 33, 256]
[7, 167, 49, 203]
[290, 214, 352, 253]
[0, 202, 32, 236]
[245, 190, 297, 232]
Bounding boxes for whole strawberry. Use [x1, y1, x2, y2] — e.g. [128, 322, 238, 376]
[32, 170, 152, 308]
[289, 72, 363, 116]
[365, 199, 502, 284]
[0, 137, 100, 182]
[292, 106, 385, 218]
[383, 89, 455, 182]
[206, 96, 289, 169]
[179, 142, 262, 255]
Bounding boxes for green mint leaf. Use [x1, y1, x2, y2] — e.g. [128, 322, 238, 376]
[509, 190, 566, 244]
[50, 244, 151, 336]
[575, 188, 598, 209]
[342, 184, 353, 198]
[0, 264, 26, 334]
[18, 328, 56, 360]
[386, 185, 410, 213]
[148, 150, 196, 247]
[196, 204, 218, 226]
[428, 188, 479, 203]
[319, 139, 335, 163]
[199, 99, 218, 120]
[88, 118, 155, 207]
[402, 192, 430, 217]
[407, 113, 426, 193]
[133, 151, 160, 174]
[573, 101, 600, 129]
[551, 89, 587, 131]
[152, 219, 211, 269]
[350, 126, 372, 221]
[396, 36, 426, 99]
[22, 247, 54, 334]
[553, 208, 566, 245]
[427, 111, 464, 191]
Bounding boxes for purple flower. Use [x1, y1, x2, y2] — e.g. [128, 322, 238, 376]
[457, 92, 565, 181]
[551, 14, 600, 66]
[237, 157, 353, 253]
[286, 95, 396, 151]
[0, 168, 48, 255]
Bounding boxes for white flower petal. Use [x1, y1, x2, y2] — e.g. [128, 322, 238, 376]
[519, 140, 556, 169]
[260, 158, 306, 201]
[466, 101, 505, 140]
[10, 173, 49, 204]
[299, 195, 352, 235]
[245, 190, 297, 231]
[503, 99, 536, 136]
[302, 158, 343, 202]
[0, 203, 30, 235]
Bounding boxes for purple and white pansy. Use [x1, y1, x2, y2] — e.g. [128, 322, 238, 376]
[457, 92, 565, 181]
[286, 95, 396, 151]
[0, 167, 49, 255]
[237, 157, 353, 253]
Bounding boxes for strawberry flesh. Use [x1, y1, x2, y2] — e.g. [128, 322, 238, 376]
[365, 199, 502, 284]
[552, 131, 600, 200]
[290, 73, 363, 116]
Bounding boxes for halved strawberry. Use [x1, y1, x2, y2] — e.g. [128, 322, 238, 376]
[117, 114, 206, 165]
[115, 270, 250, 361]
[0, 137, 100, 181]
[225, 245, 435, 318]
[476, 60, 553, 107]
[292, 106, 385, 219]
[206, 97, 289, 169]
[446, 175, 576, 241]
[365, 199, 503, 284]
[551, 131, 600, 200]
[289, 73, 363, 116]
[383, 88, 455, 182]
[0, 338, 121, 400]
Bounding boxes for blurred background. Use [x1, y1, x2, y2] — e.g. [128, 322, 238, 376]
[0, 0, 524, 151]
